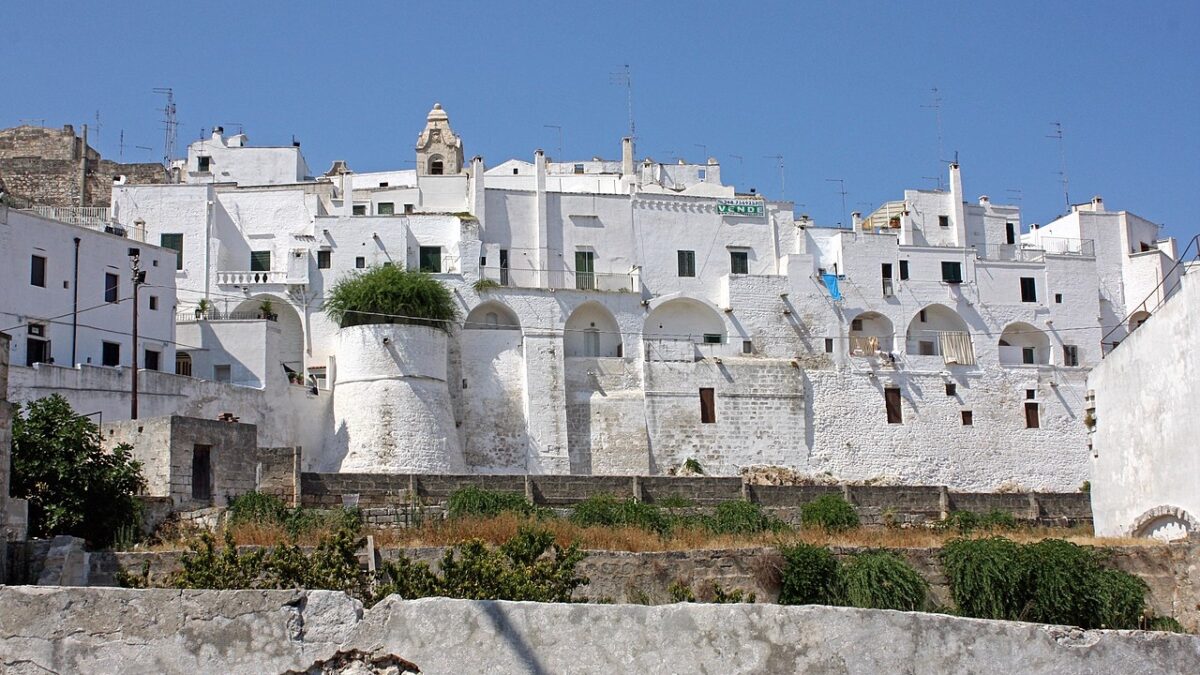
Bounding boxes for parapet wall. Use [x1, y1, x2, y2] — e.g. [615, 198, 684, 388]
[0, 588, 1195, 674]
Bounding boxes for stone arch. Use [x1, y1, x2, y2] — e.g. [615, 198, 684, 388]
[464, 301, 520, 330]
[998, 321, 1051, 365]
[234, 293, 304, 374]
[905, 304, 970, 357]
[644, 297, 726, 343]
[848, 310, 895, 354]
[1131, 505, 1199, 542]
[565, 301, 622, 357]
[1128, 310, 1151, 333]
[428, 155, 445, 175]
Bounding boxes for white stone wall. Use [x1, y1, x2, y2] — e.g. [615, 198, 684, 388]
[457, 328, 528, 472]
[330, 324, 463, 473]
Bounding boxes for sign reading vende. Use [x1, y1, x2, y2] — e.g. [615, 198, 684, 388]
[716, 198, 765, 216]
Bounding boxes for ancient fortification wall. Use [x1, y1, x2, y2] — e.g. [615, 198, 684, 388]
[0, 588, 1195, 674]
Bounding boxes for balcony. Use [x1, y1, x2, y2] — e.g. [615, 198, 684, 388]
[23, 206, 146, 241]
[177, 309, 277, 323]
[216, 270, 288, 285]
[478, 266, 637, 293]
[976, 237, 1095, 262]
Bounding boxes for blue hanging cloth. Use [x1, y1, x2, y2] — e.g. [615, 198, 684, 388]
[822, 273, 842, 301]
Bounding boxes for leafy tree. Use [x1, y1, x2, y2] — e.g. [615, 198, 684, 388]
[323, 265, 458, 330]
[777, 543, 841, 606]
[11, 395, 146, 547]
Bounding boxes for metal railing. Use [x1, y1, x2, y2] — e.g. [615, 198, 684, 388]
[976, 237, 1095, 262]
[23, 206, 146, 241]
[478, 266, 637, 293]
[216, 270, 289, 285]
[177, 310, 276, 323]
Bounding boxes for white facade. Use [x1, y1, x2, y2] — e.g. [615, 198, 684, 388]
[1089, 265, 1199, 539]
[97, 104, 1180, 488]
[0, 206, 176, 374]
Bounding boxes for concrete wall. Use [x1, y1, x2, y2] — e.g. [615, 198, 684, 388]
[1090, 269, 1200, 538]
[0, 333, 10, 582]
[0, 588, 1195, 674]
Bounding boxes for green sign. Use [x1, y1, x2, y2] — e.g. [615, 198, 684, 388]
[717, 198, 765, 216]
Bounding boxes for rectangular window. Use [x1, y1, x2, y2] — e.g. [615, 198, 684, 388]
[144, 349, 160, 371]
[149, 295, 158, 310]
[885, 388, 903, 424]
[102, 341, 120, 366]
[742, 340, 753, 354]
[404, 204, 415, 214]
[160, 233, 184, 270]
[881, 263, 892, 279]
[377, 202, 395, 215]
[941, 261, 963, 284]
[197, 156, 211, 172]
[213, 364, 232, 382]
[699, 388, 716, 424]
[420, 246, 442, 273]
[575, 250, 595, 290]
[191, 445, 213, 501]
[945, 382, 957, 396]
[355, 256, 366, 269]
[939, 215, 950, 228]
[317, 250, 331, 269]
[851, 318, 863, 331]
[1026, 389, 1036, 399]
[574, 163, 585, 174]
[730, 250, 749, 275]
[961, 410, 973, 426]
[30, 255, 47, 287]
[499, 249, 510, 286]
[1024, 401, 1040, 429]
[1005, 222, 1016, 245]
[702, 334, 722, 344]
[1022, 347, 1035, 364]
[1063, 345, 1079, 367]
[824, 338, 834, 353]
[677, 250, 696, 277]
[898, 260, 910, 280]
[1055, 293, 1063, 304]
[250, 251, 271, 272]
[105, 273, 119, 303]
[919, 341, 935, 356]
[1020, 277, 1037, 302]
[697, 168, 706, 181]
[352, 204, 366, 216]
[175, 353, 192, 376]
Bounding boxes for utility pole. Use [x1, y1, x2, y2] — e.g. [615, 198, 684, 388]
[922, 87, 945, 190]
[128, 247, 145, 419]
[1047, 121, 1070, 213]
[609, 65, 635, 141]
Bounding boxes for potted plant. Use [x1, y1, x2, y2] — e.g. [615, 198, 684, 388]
[259, 298, 277, 321]
[195, 298, 211, 319]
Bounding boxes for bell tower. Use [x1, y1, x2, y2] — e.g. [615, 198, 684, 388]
[415, 103, 464, 176]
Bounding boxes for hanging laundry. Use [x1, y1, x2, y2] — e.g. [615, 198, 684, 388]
[939, 331, 976, 365]
[821, 273, 842, 301]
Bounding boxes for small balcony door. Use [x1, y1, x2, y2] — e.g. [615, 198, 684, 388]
[575, 251, 596, 290]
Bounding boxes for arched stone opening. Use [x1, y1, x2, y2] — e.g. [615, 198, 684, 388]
[565, 302, 622, 358]
[234, 294, 305, 375]
[428, 155, 444, 175]
[1128, 310, 1151, 333]
[464, 302, 521, 330]
[998, 321, 1050, 365]
[644, 298, 726, 343]
[905, 304, 972, 362]
[1131, 505, 1199, 542]
[848, 311, 895, 354]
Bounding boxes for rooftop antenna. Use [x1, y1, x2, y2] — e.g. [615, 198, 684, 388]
[93, 110, 102, 141]
[18, 118, 47, 127]
[135, 145, 154, 158]
[118, 130, 124, 160]
[153, 87, 177, 167]
[1047, 121, 1070, 213]
[764, 154, 785, 198]
[609, 64, 635, 141]
[825, 178, 848, 226]
[921, 87, 945, 190]
[543, 124, 563, 159]
[694, 144, 707, 161]
[1006, 188, 1023, 203]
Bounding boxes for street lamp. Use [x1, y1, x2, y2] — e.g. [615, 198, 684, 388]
[128, 247, 146, 419]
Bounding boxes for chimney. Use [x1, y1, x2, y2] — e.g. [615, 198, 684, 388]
[1091, 195, 1104, 213]
[978, 195, 990, 205]
[211, 126, 225, 144]
[621, 137, 634, 177]
[851, 211, 863, 229]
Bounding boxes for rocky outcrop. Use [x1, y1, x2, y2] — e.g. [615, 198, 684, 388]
[0, 588, 1197, 674]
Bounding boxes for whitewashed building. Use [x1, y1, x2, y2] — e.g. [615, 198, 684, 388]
[99, 103, 1179, 490]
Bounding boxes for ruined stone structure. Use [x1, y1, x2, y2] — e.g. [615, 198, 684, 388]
[0, 125, 166, 208]
[0, 332, 11, 582]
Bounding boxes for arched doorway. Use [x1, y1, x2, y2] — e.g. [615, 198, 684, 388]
[848, 311, 895, 355]
[233, 294, 304, 375]
[565, 302, 621, 357]
[998, 322, 1050, 365]
[906, 304, 974, 363]
[464, 301, 521, 331]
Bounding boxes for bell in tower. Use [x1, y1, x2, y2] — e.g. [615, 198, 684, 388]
[415, 103, 464, 176]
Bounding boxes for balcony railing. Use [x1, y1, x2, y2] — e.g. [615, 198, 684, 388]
[478, 266, 637, 293]
[976, 237, 1095, 262]
[23, 206, 146, 241]
[216, 270, 288, 285]
[177, 310, 276, 323]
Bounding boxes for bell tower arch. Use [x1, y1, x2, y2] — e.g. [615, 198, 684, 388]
[415, 103, 464, 176]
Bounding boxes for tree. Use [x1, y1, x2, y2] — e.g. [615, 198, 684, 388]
[323, 265, 458, 330]
[11, 395, 146, 547]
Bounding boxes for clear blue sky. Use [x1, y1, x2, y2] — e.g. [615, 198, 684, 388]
[4, 1, 1198, 244]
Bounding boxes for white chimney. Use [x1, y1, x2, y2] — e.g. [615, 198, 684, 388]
[851, 212, 863, 229]
[621, 137, 634, 177]
[978, 195, 990, 205]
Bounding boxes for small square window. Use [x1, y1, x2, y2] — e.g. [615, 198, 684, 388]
[730, 250, 749, 275]
[961, 410, 973, 426]
[898, 260, 910, 280]
[941, 261, 963, 284]
[677, 250, 696, 277]
[919, 341, 935, 356]
[698, 168, 706, 181]
[824, 338, 834, 353]
[512, 168, 519, 175]
[1055, 293, 1063, 304]
[574, 163, 585, 174]
[851, 318, 863, 331]
[742, 340, 753, 354]
[379, 182, 388, 188]
[355, 256, 366, 269]
[250, 251, 271, 272]
[144, 349, 160, 371]
[939, 215, 950, 227]
[352, 205, 366, 216]
[317, 250, 332, 269]
[419, 246, 442, 273]
[197, 156, 211, 172]
[1022, 347, 1036, 364]
[102, 341, 120, 366]
[1026, 389, 1036, 400]
[945, 382, 957, 396]
[702, 334, 722, 344]
[149, 296, 158, 311]
[404, 204, 415, 214]
[214, 364, 232, 383]
[377, 202, 395, 215]
[1063, 345, 1079, 367]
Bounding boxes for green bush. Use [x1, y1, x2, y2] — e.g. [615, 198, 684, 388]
[1145, 616, 1187, 634]
[447, 487, 535, 519]
[323, 264, 458, 330]
[940, 537, 1025, 620]
[11, 395, 147, 548]
[1094, 567, 1148, 630]
[839, 551, 928, 612]
[937, 510, 1019, 534]
[226, 491, 360, 538]
[570, 494, 671, 535]
[777, 543, 841, 606]
[1019, 539, 1102, 627]
[226, 491, 289, 526]
[707, 500, 787, 535]
[800, 494, 860, 532]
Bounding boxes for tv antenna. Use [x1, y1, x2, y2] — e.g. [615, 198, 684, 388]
[153, 87, 177, 167]
[825, 178, 848, 225]
[1006, 188, 1023, 203]
[764, 154, 785, 198]
[543, 124, 563, 159]
[921, 87, 945, 189]
[18, 118, 46, 127]
[609, 64, 635, 140]
[118, 130, 124, 159]
[1047, 121, 1070, 213]
[93, 110, 102, 141]
[695, 144, 708, 161]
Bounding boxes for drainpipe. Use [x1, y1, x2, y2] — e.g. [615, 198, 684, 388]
[71, 237, 80, 365]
